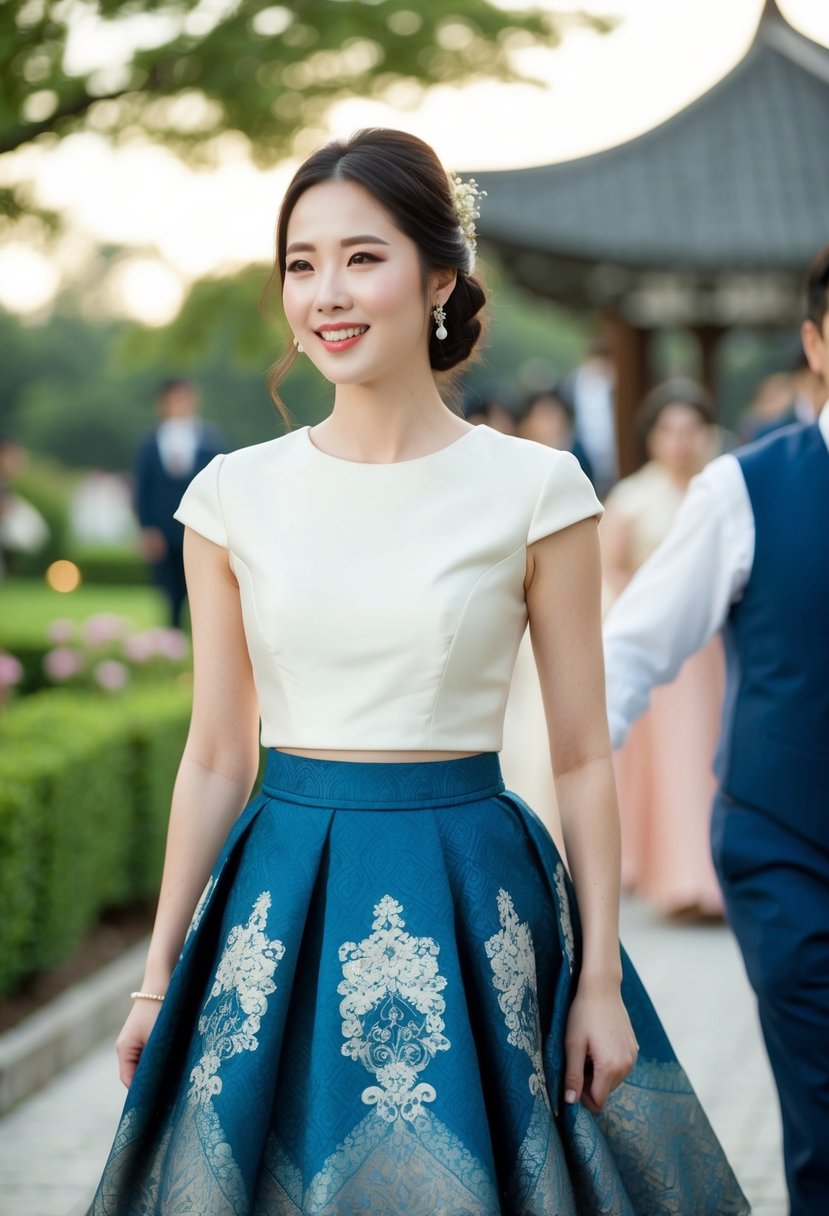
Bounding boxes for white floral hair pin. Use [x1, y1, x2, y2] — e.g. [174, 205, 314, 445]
[449, 172, 487, 269]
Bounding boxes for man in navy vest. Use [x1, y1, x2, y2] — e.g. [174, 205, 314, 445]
[603, 245, 829, 1215]
[134, 379, 224, 628]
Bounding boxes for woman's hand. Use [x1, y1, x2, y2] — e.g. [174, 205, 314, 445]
[115, 1000, 164, 1088]
[563, 976, 638, 1114]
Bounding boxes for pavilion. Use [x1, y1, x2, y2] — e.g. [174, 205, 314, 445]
[474, 0, 829, 472]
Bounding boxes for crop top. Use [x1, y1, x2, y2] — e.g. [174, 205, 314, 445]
[173, 423, 603, 751]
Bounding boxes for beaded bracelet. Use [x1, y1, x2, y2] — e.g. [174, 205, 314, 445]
[130, 990, 166, 1002]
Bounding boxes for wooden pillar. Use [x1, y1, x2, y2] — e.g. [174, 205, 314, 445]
[605, 312, 651, 478]
[691, 324, 726, 415]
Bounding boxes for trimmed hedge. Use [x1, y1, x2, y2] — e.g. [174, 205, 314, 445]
[72, 546, 148, 587]
[0, 684, 192, 997]
[4, 642, 54, 697]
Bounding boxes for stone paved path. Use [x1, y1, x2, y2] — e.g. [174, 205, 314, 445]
[0, 896, 787, 1215]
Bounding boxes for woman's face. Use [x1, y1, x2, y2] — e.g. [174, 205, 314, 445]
[647, 402, 712, 476]
[282, 178, 440, 388]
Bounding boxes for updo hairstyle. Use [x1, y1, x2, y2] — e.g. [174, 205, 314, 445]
[266, 128, 487, 419]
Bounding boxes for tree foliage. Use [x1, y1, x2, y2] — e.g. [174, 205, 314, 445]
[0, 0, 602, 172]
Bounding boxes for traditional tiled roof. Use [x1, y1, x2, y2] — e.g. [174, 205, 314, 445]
[476, 1, 829, 277]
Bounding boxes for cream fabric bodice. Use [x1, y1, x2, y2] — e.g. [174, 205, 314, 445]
[174, 423, 603, 750]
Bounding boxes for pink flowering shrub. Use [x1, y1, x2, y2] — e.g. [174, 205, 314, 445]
[93, 660, 130, 691]
[43, 646, 85, 681]
[41, 613, 190, 694]
[47, 618, 75, 645]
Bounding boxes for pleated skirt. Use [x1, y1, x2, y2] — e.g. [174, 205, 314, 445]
[87, 750, 749, 1215]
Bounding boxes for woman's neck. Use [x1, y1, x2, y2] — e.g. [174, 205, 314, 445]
[317, 382, 470, 463]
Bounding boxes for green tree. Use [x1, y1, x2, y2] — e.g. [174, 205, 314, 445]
[0, 0, 608, 219]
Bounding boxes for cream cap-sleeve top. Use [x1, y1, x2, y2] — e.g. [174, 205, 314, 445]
[174, 423, 603, 751]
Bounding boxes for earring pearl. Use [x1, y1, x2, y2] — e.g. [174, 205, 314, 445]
[293, 336, 304, 353]
[432, 304, 447, 341]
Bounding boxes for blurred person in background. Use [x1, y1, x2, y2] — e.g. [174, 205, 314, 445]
[134, 378, 224, 628]
[519, 385, 594, 481]
[0, 434, 49, 578]
[601, 379, 724, 919]
[602, 246, 829, 1213]
[72, 471, 136, 545]
[740, 371, 796, 441]
[748, 348, 825, 441]
[461, 383, 520, 433]
[566, 339, 618, 497]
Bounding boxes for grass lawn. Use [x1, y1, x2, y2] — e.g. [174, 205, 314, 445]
[1, 579, 170, 647]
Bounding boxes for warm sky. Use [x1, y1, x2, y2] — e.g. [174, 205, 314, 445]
[0, 0, 826, 323]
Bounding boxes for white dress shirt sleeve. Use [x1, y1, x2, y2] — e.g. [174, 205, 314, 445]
[603, 454, 755, 750]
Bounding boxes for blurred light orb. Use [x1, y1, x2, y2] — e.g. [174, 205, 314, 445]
[252, 6, 292, 36]
[0, 244, 60, 316]
[22, 88, 59, 123]
[46, 560, 82, 593]
[107, 257, 185, 326]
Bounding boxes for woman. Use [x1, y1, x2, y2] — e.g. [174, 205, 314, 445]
[87, 132, 746, 1214]
[601, 379, 725, 918]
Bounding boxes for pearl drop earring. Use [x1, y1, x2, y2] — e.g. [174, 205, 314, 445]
[432, 304, 447, 341]
[293, 336, 304, 353]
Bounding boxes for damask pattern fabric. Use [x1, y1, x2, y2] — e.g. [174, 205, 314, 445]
[87, 751, 748, 1215]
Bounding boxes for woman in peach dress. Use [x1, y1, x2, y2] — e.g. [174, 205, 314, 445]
[601, 379, 725, 918]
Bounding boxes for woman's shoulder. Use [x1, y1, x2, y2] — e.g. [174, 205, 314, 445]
[174, 432, 305, 546]
[471, 425, 583, 481]
[209, 430, 314, 503]
[470, 427, 603, 540]
[218, 428, 306, 477]
[469, 423, 571, 469]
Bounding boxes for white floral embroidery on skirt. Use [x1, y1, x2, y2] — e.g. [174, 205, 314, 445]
[337, 893, 450, 1121]
[486, 887, 550, 1109]
[257, 893, 500, 1215]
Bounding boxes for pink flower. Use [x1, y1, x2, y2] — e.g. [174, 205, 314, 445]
[83, 613, 129, 646]
[155, 629, 189, 661]
[47, 618, 75, 644]
[43, 647, 85, 681]
[93, 660, 129, 692]
[121, 627, 188, 664]
[122, 632, 156, 663]
[0, 652, 23, 687]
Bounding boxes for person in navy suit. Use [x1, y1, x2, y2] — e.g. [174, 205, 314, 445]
[134, 378, 224, 628]
[602, 245, 829, 1215]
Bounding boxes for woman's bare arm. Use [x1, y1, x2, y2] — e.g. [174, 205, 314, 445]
[115, 528, 260, 1087]
[526, 516, 637, 1112]
[598, 500, 634, 601]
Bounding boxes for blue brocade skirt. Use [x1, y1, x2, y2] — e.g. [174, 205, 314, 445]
[88, 751, 748, 1215]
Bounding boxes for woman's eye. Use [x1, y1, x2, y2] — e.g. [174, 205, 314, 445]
[349, 251, 381, 266]
[286, 258, 312, 273]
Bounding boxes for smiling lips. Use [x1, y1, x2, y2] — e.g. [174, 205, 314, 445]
[315, 325, 369, 352]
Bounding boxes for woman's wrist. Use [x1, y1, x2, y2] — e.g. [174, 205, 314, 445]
[139, 965, 173, 993]
[577, 959, 623, 993]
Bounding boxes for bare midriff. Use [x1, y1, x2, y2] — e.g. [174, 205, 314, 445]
[275, 747, 482, 763]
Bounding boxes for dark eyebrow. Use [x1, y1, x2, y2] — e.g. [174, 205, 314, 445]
[341, 234, 389, 248]
[285, 234, 390, 255]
